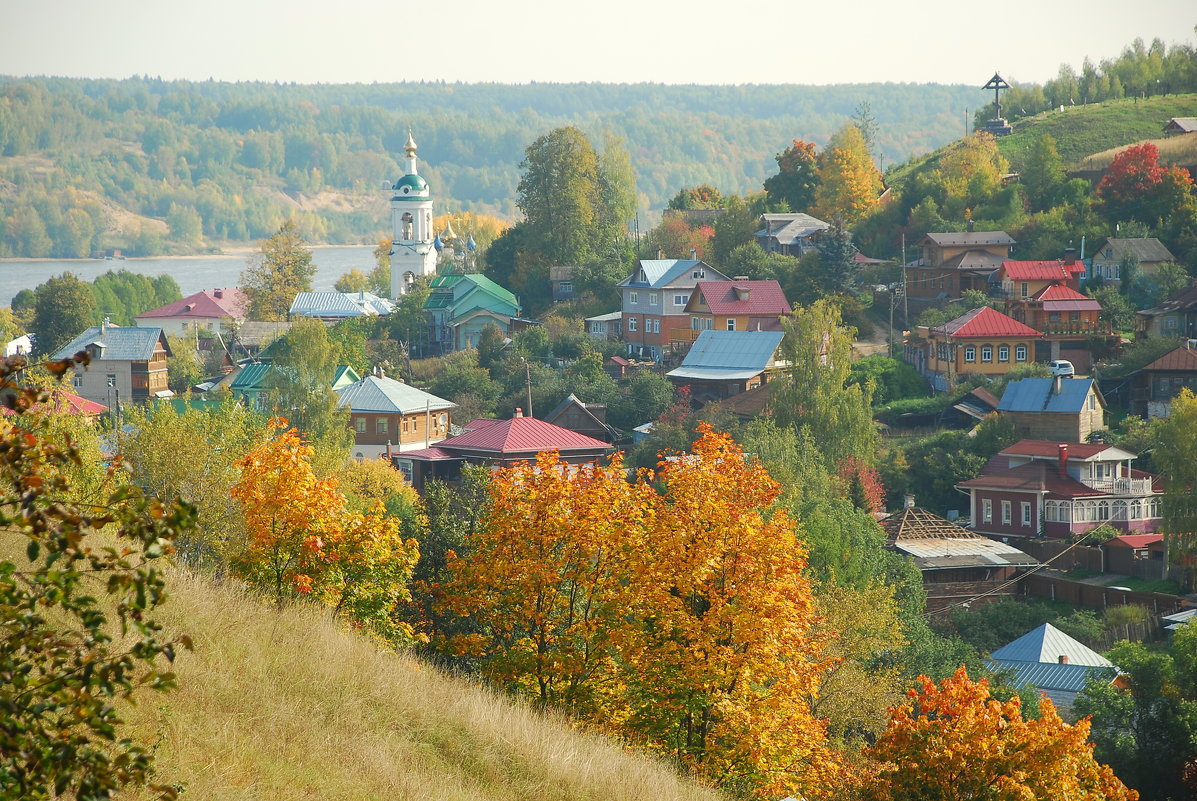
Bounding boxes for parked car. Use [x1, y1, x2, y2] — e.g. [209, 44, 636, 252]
[1049, 359, 1075, 377]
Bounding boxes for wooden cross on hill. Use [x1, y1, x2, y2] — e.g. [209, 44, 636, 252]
[983, 72, 1010, 119]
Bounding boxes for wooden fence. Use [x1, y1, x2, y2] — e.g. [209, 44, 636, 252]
[1016, 539, 1181, 582]
[1022, 573, 1183, 616]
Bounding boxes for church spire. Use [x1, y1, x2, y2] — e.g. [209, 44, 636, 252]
[404, 129, 418, 158]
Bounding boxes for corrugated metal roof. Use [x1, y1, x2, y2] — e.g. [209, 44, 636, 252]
[336, 375, 455, 415]
[999, 440, 1135, 461]
[694, 280, 791, 316]
[1000, 260, 1086, 281]
[436, 415, 612, 454]
[1143, 345, 1197, 373]
[1106, 533, 1164, 548]
[921, 231, 1016, 247]
[1034, 284, 1089, 301]
[893, 536, 1040, 569]
[289, 291, 394, 318]
[933, 307, 1041, 339]
[618, 259, 726, 289]
[989, 659, 1116, 692]
[956, 461, 1105, 497]
[669, 330, 784, 378]
[998, 378, 1096, 414]
[755, 213, 830, 245]
[136, 288, 248, 320]
[990, 623, 1114, 667]
[52, 325, 166, 362]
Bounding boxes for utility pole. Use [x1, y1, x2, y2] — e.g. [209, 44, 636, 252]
[524, 358, 533, 418]
[901, 232, 909, 327]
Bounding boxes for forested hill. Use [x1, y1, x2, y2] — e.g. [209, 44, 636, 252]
[0, 76, 979, 257]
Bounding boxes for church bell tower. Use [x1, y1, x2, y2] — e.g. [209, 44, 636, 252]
[388, 130, 437, 297]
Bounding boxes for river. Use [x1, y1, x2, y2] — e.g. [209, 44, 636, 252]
[0, 245, 378, 306]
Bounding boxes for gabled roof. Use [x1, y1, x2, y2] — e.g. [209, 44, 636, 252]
[229, 362, 275, 391]
[51, 325, 168, 362]
[543, 393, 619, 439]
[427, 274, 519, 315]
[882, 506, 1039, 570]
[618, 259, 728, 289]
[336, 374, 455, 415]
[1, 388, 108, 418]
[990, 623, 1113, 667]
[932, 307, 1041, 339]
[1098, 237, 1176, 264]
[1000, 260, 1086, 282]
[135, 288, 248, 321]
[667, 330, 785, 381]
[1106, 533, 1164, 549]
[920, 231, 1015, 247]
[436, 415, 612, 455]
[936, 249, 1007, 272]
[990, 660, 1116, 693]
[956, 461, 1105, 497]
[1139, 282, 1197, 317]
[692, 280, 791, 317]
[999, 440, 1136, 462]
[1142, 345, 1197, 373]
[998, 378, 1100, 415]
[289, 291, 394, 318]
[1165, 117, 1197, 133]
[754, 213, 830, 246]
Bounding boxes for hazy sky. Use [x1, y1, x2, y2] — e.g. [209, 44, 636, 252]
[1, 0, 1193, 87]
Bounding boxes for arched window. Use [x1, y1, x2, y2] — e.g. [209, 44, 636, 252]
[1113, 500, 1128, 521]
[402, 212, 413, 240]
[1045, 500, 1059, 522]
[1085, 501, 1098, 522]
[1098, 500, 1110, 520]
[1149, 497, 1161, 518]
[1130, 500, 1142, 520]
[1059, 501, 1072, 522]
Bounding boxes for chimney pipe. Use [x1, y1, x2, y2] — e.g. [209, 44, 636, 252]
[1058, 444, 1069, 479]
[904, 494, 916, 509]
[514, 407, 523, 418]
[1053, 374, 1062, 396]
[1058, 654, 1069, 664]
[1063, 247, 1077, 265]
[690, 249, 697, 260]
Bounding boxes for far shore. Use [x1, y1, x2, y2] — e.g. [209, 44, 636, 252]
[0, 243, 375, 264]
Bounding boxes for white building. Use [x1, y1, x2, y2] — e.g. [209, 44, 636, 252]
[388, 130, 438, 297]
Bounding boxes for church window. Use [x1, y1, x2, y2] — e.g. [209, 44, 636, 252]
[401, 212, 413, 240]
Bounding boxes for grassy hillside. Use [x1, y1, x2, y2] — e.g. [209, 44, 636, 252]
[116, 566, 723, 801]
[1076, 132, 1197, 173]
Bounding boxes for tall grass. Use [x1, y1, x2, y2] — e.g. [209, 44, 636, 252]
[118, 567, 725, 801]
[1075, 133, 1197, 173]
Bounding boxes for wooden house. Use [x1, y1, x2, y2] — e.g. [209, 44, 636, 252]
[53, 323, 172, 406]
[1136, 282, 1197, 339]
[1090, 238, 1176, 282]
[543, 393, 619, 442]
[905, 231, 1014, 301]
[1132, 342, 1197, 418]
[914, 307, 1041, 390]
[423, 274, 521, 355]
[997, 377, 1106, 443]
[335, 372, 455, 460]
[674, 279, 790, 350]
[618, 258, 730, 361]
[754, 213, 829, 256]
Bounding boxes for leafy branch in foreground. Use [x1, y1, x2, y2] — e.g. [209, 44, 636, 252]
[0, 353, 197, 801]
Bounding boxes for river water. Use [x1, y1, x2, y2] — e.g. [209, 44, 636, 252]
[0, 245, 377, 306]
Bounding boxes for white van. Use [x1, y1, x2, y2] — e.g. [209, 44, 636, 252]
[1049, 359, 1075, 377]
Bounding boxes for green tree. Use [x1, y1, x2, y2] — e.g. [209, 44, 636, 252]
[1021, 134, 1065, 211]
[240, 220, 316, 321]
[265, 318, 352, 467]
[517, 126, 605, 266]
[32, 273, 96, 355]
[763, 140, 819, 212]
[0, 358, 196, 800]
[1155, 388, 1197, 587]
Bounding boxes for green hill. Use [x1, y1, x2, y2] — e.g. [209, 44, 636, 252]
[116, 566, 723, 801]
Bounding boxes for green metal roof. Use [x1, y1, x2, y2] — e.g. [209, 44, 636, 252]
[392, 174, 429, 196]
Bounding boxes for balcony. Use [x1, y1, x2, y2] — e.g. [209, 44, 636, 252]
[1080, 477, 1154, 495]
[669, 327, 703, 345]
[1038, 321, 1115, 337]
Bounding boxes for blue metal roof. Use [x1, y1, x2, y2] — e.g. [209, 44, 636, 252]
[998, 377, 1096, 414]
[668, 330, 784, 381]
[990, 623, 1113, 667]
[989, 659, 1116, 693]
[52, 325, 166, 362]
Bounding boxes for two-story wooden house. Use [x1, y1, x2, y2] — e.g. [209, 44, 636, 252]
[618, 258, 730, 361]
[1090, 237, 1176, 282]
[905, 231, 1015, 301]
[335, 372, 456, 460]
[674, 280, 791, 350]
[958, 440, 1164, 540]
[913, 307, 1041, 390]
[1136, 282, 1197, 339]
[53, 323, 172, 406]
[423, 274, 522, 355]
[1131, 343, 1197, 418]
[995, 258, 1086, 300]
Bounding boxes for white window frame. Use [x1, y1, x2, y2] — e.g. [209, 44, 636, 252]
[106, 374, 117, 388]
[998, 344, 1010, 362]
[674, 293, 689, 306]
[1002, 500, 1012, 525]
[649, 293, 659, 306]
[1021, 502, 1031, 527]
[983, 498, 993, 523]
[627, 316, 637, 332]
[964, 345, 976, 363]
[629, 291, 638, 304]
[726, 319, 736, 331]
[981, 345, 993, 362]
[1015, 345, 1027, 361]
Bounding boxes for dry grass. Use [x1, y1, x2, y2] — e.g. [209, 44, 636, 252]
[1075, 133, 1197, 172]
[118, 567, 725, 801]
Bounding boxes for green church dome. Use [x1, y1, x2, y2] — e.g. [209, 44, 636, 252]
[392, 174, 429, 197]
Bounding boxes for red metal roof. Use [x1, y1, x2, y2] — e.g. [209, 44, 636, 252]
[1001, 260, 1086, 281]
[1143, 345, 1197, 373]
[1106, 534, 1164, 548]
[1000, 440, 1111, 459]
[957, 461, 1105, 497]
[695, 280, 791, 316]
[439, 416, 612, 454]
[934, 306, 1042, 339]
[1, 389, 107, 418]
[136, 288, 248, 320]
[1033, 285, 1089, 301]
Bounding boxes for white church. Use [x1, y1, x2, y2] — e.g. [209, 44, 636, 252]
[388, 130, 438, 298]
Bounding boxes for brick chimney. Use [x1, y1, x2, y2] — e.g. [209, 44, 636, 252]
[1058, 654, 1069, 664]
[514, 407, 523, 418]
[1063, 247, 1077, 265]
[213, 289, 223, 299]
[1058, 444, 1069, 479]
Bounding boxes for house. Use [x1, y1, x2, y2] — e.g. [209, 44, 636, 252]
[914, 307, 1041, 390]
[604, 355, 630, 380]
[674, 279, 791, 350]
[227, 320, 292, 360]
[424, 273, 521, 355]
[1103, 533, 1166, 577]
[905, 231, 1015, 301]
[1135, 281, 1197, 339]
[1090, 238, 1176, 282]
[989, 623, 1118, 715]
[666, 329, 786, 402]
[134, 288, 248, 336]
[617, 258, 730, 361]
[335, 372, 455, 460]
[543, 393, 620, 443]
[997, 377, 1106, 442]
[995, 256, 1086, 300]
[1005, 284, 1110, 366]
[585, 311, 623, 340]
[289, 291, 395, 324]
[1132, 342, 1197, 418]
[393, 409, 614, 491]
[881, 501, 1040, 614]
[229, 363, 360, 410]
[549, 265, 579, 303]
[1, 387, 108, 424]
[1164, 117, 1197, 136]
[52, 323, 172, 406]
[4, 334, 32, 358]
[754, 213, 830, 256]
[957, 439, 1164, 540]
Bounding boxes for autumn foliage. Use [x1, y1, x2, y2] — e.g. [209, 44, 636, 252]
[861, 666, 1136, 801]
[231, 419, 419, 642]
[1097, 142, 1196, 225]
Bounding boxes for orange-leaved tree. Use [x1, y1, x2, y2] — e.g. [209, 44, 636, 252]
[444, 451, 651, 716]
[621, 422, 842, 798]
[861, 666, 1136, 801]
[231, 419, 418, 641]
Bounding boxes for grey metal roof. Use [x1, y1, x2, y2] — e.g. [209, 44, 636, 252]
[989, 659, 1116, 693]
[990, 623, 1113, 667]
[52, 325, 165, 361]
[618, 259, 726, 289]
[922, 231, 1016, 247]
[667, 330, 785, 381]
[998, 377, 1096, 414]
[336, 375, 455, 415]
[289, 292, 395, 318]
[585, 311, 622, 323]
[1098, 237, 1176, 264]
[892, 536, 1040, 570]
[754, 213, 830, 246]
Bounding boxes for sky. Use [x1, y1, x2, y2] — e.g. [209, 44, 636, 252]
[0, 0, 1193, 87]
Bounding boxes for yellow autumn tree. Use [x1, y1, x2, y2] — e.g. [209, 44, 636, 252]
[811, 124, 882, 225]
[933, 131, 1009, 219]
[861, 666, 1136, 801]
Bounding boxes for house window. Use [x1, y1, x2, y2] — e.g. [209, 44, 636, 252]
[1113, 500, 1128, 521]
[692, 270, 705, 279]
[1167, 316, 1179, 330]
[1049, 312, 1061, 323]
[998, 345, 1010, 362]
[1045, 500, 1058, 522]
[72, 374, 83, 388]
[651, 319, 660, 334]
[355, 417, 366, 433]
[106, 374, 117, 388]
[1088, 394, 1097, 410]
[438, 413, 447, 426]
[1021, 502, 1031, 527]
[627, 317, 637, 332]
[396, 459, 413, 482]
[1015, 345, 1027, 361]
[983, 499, 993, 523]
[1070, 311, 1080, 322]
[964, 345, 976, 362]
[1130, 500, 1142, 519]
[981, 345, 993, 362]
[1020, 282, 1029, 298]
[629, 292, 638, 304]
[726, 319, 736, 331]
[1149, 497, 1161, 518]
[674, 294, 689, 306]
[649, 293, 659, 306]
[1098, 500, 1109, 520]
[1001, 500, 1012, 525]
[559, 281, 573, 295]
[937, 342, 948, 361]
[376, 418, 388, 435]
